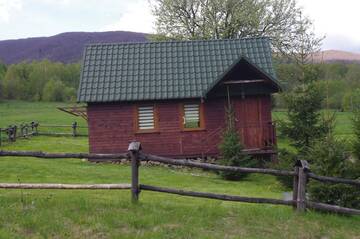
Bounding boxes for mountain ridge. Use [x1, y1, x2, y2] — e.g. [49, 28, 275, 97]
[312, 50, 360, 63]
[0, 31, 148, 64]
[1, 31, 359, 64]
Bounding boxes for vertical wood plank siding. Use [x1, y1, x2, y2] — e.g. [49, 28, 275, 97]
[87, 95, 274, 157]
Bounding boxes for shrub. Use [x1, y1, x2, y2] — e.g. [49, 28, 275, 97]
[279, 82, 325, 153]
[307, 136, 360, 209]
[271, 148, 297, 189]
[218, 106, 256, 180]
[352, 109, 360, 159]
[43, 79, 64, 101]
[342, 89, 360, 111]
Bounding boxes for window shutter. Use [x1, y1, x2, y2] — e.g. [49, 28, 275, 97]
[184, 104, 200, 128]
[138, 106, 155, 130]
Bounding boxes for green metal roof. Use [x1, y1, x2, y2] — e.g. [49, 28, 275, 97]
[77, 37, 278, 103]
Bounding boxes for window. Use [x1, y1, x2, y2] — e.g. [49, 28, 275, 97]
[136, 105, 157, 132]
[182, 103, 204, 130]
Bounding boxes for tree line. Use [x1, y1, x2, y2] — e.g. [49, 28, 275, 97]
[275, 62, 360, 111]
[1, 58, 359, 110]
[0, 60, 80, 102]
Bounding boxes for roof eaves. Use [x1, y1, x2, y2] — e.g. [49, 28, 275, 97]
[202, 55, 281, 98]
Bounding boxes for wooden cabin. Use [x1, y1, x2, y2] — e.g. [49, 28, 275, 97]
[77, 37, 280, 158]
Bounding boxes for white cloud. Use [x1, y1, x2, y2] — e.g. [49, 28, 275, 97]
[0, 0, 22, 22]
[298, 0, 360, 45]
[102, 0, 154, 33]
[35, 0, 71, 5]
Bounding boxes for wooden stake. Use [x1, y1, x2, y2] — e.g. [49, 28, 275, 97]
[292, 166, 299, 210]
[129, 142, 141, 203]
[72, 122, 77, 137]
[297, 167, 307, 212]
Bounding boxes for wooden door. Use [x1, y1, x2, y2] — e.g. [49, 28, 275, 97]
[234, 96, 263, 149]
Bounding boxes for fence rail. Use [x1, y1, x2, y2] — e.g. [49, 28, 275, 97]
[0, 142, 359, 216]
[0, 121, 88, 146]
[0, 183, 131, 190]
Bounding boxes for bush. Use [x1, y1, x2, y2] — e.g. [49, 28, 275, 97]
[218, 128, 255, 180]
[218, 106, 256, 180]
[342, 89, 360, 111]
[43, 79, 65, 101]
[307, 137, 360, 209]
[271, 148, 297, 189]
[279, 82, 325, 152]
[352, 110, 360, 159]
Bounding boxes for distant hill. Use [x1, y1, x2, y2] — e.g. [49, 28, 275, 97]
[0, 31, 148, 64]
[312, 50, 360, 63]
[1, 32, 360, 65]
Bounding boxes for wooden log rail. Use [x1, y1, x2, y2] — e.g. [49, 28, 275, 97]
[38, 122, 88, 137]
[0, 150, 129, 160]
[139, 153, 295, 177]
[0, 183, 131, 190]
[39, 124, 88, 128]
[0, 142, 359, 216]
[140, 184, 294, 206]
[307, 172, 360, 186]
[0, 122, 39, 145]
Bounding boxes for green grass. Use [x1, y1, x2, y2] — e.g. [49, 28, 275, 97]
[0, 100, 88, 137]
[273, 110, 355, 149]
[0, 101, 359, 238]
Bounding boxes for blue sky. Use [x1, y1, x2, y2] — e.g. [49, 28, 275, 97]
[0, 0, 359, 52]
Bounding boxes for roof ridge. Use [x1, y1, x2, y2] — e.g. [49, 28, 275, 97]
[84, 36, 270, 47]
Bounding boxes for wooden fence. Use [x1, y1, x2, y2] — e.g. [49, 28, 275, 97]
[0, 142, 359, 215]
[0, 122, 88, 145]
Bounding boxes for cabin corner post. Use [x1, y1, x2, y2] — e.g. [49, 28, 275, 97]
[128, 141, 141, 203]
[296, 160, 309, 212]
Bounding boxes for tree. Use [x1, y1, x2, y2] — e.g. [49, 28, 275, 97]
[151, 0, 323, 58]
[43, 79, 67, 102]
[218, 105, 255, 180]
[2, 63, 32, 100]
[280, 67, 334, 152]
[307, 136, 360, 209]
[0, 61, 6, 100]
[352, 110, 360, 160]
[342, 90, 360, 112]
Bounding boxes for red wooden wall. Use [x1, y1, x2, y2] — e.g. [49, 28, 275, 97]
[87, 95, 274, 157]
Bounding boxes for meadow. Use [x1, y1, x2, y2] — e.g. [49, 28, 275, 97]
[0, 101, 359, 238]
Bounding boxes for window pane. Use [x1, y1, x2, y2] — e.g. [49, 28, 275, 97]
[184, 104, 200, 128]
[138, 106, 154, 130]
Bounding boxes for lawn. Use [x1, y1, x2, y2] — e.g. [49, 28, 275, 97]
[0, 101, 359, 239]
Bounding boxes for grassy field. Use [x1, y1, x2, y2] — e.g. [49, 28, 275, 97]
[0, 101, 359, 238]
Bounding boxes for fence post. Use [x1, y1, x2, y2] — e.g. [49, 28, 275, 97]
[13, 126, 17, 141]
[295, 160, 309, 212]
[20, 124, 24, 137]
[128, 141, 141, 203]
[34, 122, 38, 135]
[72, 122, 77, 137]
[292, 166, 299, 210]
[25, 124, 29, 137]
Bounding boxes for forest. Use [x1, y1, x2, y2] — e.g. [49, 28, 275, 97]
[0, 60, 80, 102]
[275, 62, 360, 110]
[0, 59, 359, 110]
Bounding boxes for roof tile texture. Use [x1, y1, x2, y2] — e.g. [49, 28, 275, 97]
[78, 37, 276, 102]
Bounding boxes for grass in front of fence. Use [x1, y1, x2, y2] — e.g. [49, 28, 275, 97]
[0, 136, 359, 238]
[0, 101, 359, 238]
